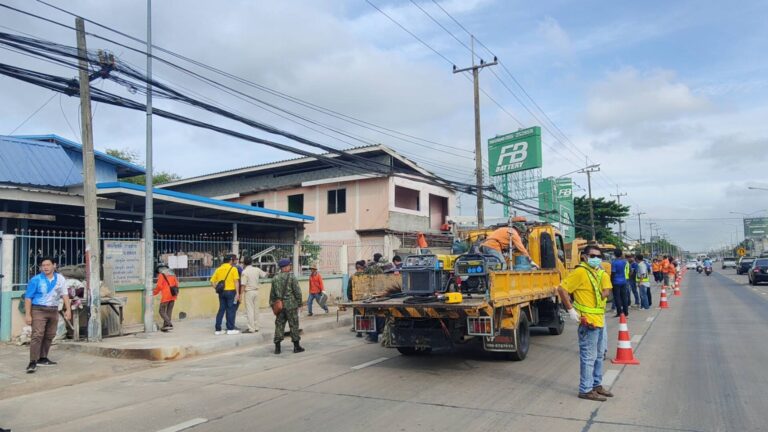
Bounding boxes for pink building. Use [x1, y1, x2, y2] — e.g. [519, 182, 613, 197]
[161, 145, 455, 265]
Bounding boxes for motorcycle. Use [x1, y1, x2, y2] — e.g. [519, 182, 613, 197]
[696, 265, 703, 274]
[704, 266, 712, 276]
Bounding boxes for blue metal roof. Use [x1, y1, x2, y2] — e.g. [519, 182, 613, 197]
[0, 136, 83, 187]
[12, 134, 146, 177]
[96, 181, 314, 222]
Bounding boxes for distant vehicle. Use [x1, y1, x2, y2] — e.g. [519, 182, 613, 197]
[704, 264, 713, 276]
[737, 257, 756, 275]
[696, 253, 708, 262]
[685, 260, 699, 270]
[722, 258, 737, 269]
[748, 258, 768, 285]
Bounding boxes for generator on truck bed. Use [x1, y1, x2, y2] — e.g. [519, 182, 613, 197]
[345, 222, 569, 360]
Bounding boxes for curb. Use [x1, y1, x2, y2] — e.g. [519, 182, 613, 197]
[57, 315, 353, 362]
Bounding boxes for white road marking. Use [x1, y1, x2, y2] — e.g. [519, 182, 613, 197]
[351, 357, 390, 370]
[157, 418, 208, 432]
[646, 316, 655, 322]
[603, 369, 620, 388]
[631, 335, 642, 343]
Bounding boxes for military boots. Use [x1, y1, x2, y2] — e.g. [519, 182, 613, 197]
[274, 342, 281, 354]
[293, 341, 305, 353]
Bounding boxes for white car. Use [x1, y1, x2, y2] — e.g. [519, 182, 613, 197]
[722, 258, 737, 269]
[685, 260, 699, 269]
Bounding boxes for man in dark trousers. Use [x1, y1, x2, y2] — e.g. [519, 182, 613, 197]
[610, 249, 630, 317]
[270, 258, 304, 354]
[24, 256, 71, 373]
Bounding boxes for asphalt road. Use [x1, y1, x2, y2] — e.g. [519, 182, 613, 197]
[1, 270, 766, 432]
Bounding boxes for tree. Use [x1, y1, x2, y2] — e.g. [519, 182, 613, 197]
[574, 196, 630, 246]
[106, 148, 181, 186]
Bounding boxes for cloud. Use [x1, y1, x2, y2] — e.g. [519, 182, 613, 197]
[586, 68, 710, 132]
[537, 16, 572, 55]
[696, 135, 768, 166]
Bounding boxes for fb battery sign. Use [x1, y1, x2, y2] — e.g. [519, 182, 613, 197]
[538, 177, 575, 243]
[488, 126, 543, 176]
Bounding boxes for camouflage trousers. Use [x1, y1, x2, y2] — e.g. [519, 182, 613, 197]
[274, 308, 300, 344]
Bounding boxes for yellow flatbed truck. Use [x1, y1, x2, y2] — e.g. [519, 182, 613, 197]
[346, 223, 568, 361]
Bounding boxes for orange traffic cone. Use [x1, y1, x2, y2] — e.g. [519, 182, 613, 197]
[674, 282, 681, 296]
[611, 313, 639, 365]
[659, 286, 670, 309]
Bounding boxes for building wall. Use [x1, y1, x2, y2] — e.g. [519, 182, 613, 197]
[63, 149, 119, 183]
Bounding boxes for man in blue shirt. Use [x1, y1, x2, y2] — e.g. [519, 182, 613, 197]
[24, 256, 71, 373]
[610, 250, 630, 317]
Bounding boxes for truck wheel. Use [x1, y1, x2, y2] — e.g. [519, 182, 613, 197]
[397, 347, 431, 356]
[507, 313, 530, 361]
[548, 305, 565, 336]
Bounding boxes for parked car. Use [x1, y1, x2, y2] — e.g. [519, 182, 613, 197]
[737, 257, 756, 275]
[748, 258, 768, 285]
[722, 258, 737, 269]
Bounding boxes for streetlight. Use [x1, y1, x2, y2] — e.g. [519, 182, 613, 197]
[729, 210, 768, 217]
[748, 186, 768, 191]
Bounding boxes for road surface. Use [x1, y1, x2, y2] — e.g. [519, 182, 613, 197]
[1, 269, 766, 432]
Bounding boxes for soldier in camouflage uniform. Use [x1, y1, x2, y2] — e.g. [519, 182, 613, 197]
[270, 258, 305, 354]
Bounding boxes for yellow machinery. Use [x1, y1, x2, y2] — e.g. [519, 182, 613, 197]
[346, 222, 568, 361]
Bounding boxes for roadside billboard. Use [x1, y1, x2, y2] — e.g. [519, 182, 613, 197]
[744, 217, 768, 239]
[538, 177, 575, 243]
[488, 126, 542, 176]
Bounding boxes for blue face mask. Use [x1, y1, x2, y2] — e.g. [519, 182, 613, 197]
[587, 257, 602, 269]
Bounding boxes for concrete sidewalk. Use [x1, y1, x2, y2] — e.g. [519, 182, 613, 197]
[57, 306, 352, 361]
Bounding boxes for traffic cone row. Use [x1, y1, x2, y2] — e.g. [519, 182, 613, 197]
[611, 313, 639, 365]
[674, 277, 681, 296]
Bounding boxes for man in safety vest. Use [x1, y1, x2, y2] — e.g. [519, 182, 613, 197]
[557, 244, 614, 402]
[610, 249, 630, 317]
[635, 254, 652, 309]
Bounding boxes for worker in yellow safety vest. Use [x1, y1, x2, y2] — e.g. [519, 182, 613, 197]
[557, 244, 614, 402]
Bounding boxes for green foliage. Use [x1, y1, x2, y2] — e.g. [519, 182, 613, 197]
[574, 196, 631, 246]
[106, 148, 181, 186]
[301, 236, 321, 264]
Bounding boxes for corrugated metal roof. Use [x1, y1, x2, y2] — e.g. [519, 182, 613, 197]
[0, 136, 83, 187]
[12, 134, 146, 177]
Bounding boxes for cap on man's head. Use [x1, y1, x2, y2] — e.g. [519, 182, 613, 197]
[278, 258, 292, 268]
[309, 262, 318, 269]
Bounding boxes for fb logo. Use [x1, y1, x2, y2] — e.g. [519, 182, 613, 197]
[496, 142, 528, 171]
[557, 188, 572, 198]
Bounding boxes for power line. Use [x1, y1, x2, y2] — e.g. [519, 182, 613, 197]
[7, 91, 56, 134]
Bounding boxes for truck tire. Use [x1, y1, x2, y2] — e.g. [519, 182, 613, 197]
[397, 347, 431, 356]
[548, 304, 565, 336]
[507, 313, 530, 361]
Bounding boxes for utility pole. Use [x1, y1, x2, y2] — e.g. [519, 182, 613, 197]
[636, 211, 646, 252]
[76, 18, 101, 342]
[610, 187, 627, 241]
[578, 163, 601, 242]
[453, 36, 497, 228]
[143, 0, 155, 333]
[648, 222, 657, 256]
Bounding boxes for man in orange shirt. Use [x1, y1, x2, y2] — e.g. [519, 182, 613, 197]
[480, 225, 533, 269]
[662, 256, 675, 288]
[307, 263, 328, 316]
[154, 265, 179, 332]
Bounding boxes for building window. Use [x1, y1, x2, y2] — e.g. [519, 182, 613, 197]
[287, 194, 304, 214]
[250, 200, 265, 208]
[327, 189, 346, 214]
[395, 186, 420, 211]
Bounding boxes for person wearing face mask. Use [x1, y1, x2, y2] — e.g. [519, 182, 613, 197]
[557, 245, 614, 402]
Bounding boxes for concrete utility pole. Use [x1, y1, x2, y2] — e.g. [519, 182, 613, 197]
[636, 211, 646, 250]
[453, 36, 497, 228]
[578, 164, 600, 242]
[610, 187, 628, 241]
[143, 0, 155, 333]
[76, 18, 102, 342]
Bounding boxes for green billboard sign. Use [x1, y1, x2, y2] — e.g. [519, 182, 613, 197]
[488, 126, 542, 176]
[744, 217, 768, 239]
[538, 177, 575, 243]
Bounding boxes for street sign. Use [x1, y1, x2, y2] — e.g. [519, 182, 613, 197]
[737, 247, 746, 257]
[538, 177, 575, 243]
[744, 217, 768, 240]
[488, 127, 542, 176]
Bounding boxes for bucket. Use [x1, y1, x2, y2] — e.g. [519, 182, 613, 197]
[514, 255, 531, 271]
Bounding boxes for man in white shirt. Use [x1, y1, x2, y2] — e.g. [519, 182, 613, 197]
[240, 256, 268, 333]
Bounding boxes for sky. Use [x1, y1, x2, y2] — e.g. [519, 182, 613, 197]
[1, 0, 767, 252]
